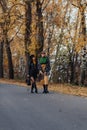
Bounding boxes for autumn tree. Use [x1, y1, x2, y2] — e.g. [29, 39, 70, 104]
[0, 0, 14, 79]
[36, 0, 44, 54]
[0, 1, 5, 78]
[71, 0, 87, 85]
[0, 40, 4, 78]
[24, 0, 32, 74]
[0, 0, 86, 85]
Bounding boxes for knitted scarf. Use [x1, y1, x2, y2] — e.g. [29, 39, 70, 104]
[39, 57, 47, 64]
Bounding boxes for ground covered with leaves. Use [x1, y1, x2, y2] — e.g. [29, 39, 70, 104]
[0, 79, 87, 97]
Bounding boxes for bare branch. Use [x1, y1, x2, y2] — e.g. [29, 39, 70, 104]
[9, 23, 23, 43]
[0, 0, 7, 12]
[42, 0, 50, 11]
[41, 0, 45, 5]
[71, 3, 79, 8]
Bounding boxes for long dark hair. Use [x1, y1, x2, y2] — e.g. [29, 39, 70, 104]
[30, 55, 34, 62]
[29, 55, 39, 74]
[29, 55, 37, 64]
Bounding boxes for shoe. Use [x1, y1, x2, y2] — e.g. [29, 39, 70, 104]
[45, 90, 49, 93]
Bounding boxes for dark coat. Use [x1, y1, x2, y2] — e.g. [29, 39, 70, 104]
[29, 60, 38, 79]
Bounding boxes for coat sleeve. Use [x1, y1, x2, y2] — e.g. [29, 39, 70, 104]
[38, 59, 42, 72]
[45, 57, 51, 73]
[28, 61, 31, 75]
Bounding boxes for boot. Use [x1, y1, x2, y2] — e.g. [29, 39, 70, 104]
[34, 83, 38, 93]
[43, 85, 46, 93]
[31, 83, 34, 93]
[45, 85, 49, 93]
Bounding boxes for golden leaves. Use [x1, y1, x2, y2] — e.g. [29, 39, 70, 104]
[71, 0, 80, 7]
[53, 16, 61, 27]
[75, 35, 86, 52]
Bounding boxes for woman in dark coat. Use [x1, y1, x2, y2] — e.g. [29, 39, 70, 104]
[29, 55, 38, 93]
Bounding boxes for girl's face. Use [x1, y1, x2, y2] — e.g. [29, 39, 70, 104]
[32, 56, 36, 60]
[41, 53, 45, 57]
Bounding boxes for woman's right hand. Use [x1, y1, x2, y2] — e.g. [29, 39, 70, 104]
[39, 71, 43, 75]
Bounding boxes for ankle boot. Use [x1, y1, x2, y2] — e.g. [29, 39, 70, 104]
[31, 84, 34, 93]
[45, 85, 49, 93]
[34, 83, 38, 93]
[43, 85, 46, 93]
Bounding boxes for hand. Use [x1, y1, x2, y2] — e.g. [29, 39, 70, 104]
[39, 71, 43, 75]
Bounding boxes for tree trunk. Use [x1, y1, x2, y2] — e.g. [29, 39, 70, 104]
[0, 0, 14, 79]
[36, 0, 44, 54]
[5, 40, 14, 79]
[0, 41, 4, 78]
[25, 1, 32, 74]
[68, 45, 75, 84]
[80, 5, 86, 85]
[70, 60, 74, 84]
[80, 47, 86, 85]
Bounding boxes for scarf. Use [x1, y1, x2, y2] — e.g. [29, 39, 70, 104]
[39, 57, 47, 64]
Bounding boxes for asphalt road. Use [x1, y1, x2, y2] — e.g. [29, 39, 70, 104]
[0, 83, 87, 130]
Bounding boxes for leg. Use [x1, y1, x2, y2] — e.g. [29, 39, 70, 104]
[31, 77, 34, 93]
[45, 85, 49, 93]
[44, 74, 49, 93]
[43, 84, 46, 93]
[31, 77, 38, 93]
[31, 84, 34, 93]
[34, 83, 38, 93]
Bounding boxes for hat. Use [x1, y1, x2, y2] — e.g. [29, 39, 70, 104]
[41, 51, 46, 54]
[30, 54, 35, 59]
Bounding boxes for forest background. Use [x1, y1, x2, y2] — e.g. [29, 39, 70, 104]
[0, 0, 87, 86]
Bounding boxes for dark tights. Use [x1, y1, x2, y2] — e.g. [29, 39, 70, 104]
[31, 77, 38, 93]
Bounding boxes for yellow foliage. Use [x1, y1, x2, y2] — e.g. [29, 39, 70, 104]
[75, 36, 86, 52]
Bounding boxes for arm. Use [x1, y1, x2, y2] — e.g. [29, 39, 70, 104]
[28, 61, 31, 75]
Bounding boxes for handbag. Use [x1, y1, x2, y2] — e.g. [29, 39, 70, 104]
[26, 76, 31, 85]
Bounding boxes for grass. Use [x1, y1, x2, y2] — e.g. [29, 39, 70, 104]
[49, 83, 87, 97]
[0, 78, 87, 97]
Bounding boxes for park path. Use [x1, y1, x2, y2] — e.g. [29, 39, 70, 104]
[0, 83, 87, 130]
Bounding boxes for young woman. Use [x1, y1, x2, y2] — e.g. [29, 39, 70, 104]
[29, 55, 38, 93]
[38, 51, 51, 93]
